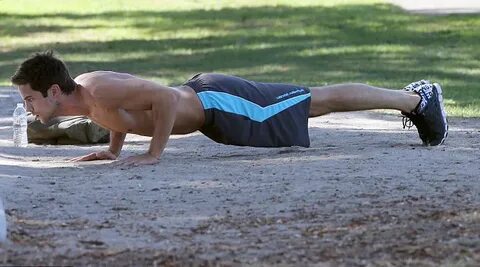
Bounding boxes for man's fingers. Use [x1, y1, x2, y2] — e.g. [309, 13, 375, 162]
[70, 153, 97, 162]
[111, 154, 157, 167]
[69, 155, 86, 162]
[110, 159, 128, 167]
[114, 157, 136, 167]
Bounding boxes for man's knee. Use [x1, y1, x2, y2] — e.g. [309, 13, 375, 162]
[309, 87, 335, 116]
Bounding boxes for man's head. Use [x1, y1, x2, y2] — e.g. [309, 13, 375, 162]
[11, 51, 76, 123]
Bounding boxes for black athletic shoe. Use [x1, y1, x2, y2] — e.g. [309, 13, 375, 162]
[402, 83, 448, 146]
[401, 80, 431, 145]
[403, 79, 430, 92]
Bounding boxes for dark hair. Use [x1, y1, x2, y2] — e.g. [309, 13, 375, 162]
[11, 50, 76, 97]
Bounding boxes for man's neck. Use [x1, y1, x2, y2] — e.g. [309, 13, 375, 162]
[55, 85, 92, 117]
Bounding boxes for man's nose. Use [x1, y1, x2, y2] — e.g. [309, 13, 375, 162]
[24, 102, 33, 112]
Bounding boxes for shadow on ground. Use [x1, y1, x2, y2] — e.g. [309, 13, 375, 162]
[1, 112, 480, 266]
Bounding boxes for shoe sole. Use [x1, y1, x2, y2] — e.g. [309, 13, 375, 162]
[433, 83, 448, 145]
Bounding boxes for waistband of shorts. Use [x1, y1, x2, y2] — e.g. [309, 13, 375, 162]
[183, 73, 213, 128]
[183, 73, 205, 93]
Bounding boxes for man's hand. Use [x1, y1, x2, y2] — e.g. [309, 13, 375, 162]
[114, 153, 159, 166]
[70, 150, 117, 162]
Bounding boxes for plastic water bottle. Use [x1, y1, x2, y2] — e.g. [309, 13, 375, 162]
[13, 103, 28, 147]
[0, 198, 6, 243]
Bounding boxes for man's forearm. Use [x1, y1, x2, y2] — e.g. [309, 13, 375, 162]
[148, 93, 179, 159]
[108, 131, 126, 156]
[148, 130, 172, 159]
[148, 116, 175, 158]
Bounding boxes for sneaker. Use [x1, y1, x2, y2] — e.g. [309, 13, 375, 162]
[402, 82, 448, 146]
[401, 80, 431, 145]
[403, 79, 430, 92]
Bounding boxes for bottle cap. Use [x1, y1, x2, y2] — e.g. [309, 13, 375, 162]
[17, 103, 23, 107]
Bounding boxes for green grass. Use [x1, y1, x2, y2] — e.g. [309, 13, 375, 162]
[1, 0, 479, 116]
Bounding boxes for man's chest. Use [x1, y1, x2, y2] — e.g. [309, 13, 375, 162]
[90, 108, 153, 134]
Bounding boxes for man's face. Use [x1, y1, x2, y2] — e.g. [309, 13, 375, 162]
[17, 84, 57, 124]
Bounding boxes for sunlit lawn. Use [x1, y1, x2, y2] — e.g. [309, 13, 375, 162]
[1, 0, 479, 116]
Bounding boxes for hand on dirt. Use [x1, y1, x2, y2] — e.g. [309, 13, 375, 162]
[112, 153, 159, 167]
[69, 150, 117, 162]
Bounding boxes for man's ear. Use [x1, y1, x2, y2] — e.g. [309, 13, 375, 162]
[47, 84, 62, 98]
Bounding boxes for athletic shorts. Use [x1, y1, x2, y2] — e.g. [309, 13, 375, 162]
[183, 73, 311, 147]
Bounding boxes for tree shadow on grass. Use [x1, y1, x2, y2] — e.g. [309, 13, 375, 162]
[1, 4, 479, 113]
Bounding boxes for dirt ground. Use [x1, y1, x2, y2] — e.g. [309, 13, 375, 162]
[0, 85, 479, 267]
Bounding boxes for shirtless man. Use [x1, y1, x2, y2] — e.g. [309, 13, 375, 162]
[11, 51, 448, 166]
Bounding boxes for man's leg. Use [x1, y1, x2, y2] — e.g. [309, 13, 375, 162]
[308, 83, 420, 117]
[308, 82, 448, 146]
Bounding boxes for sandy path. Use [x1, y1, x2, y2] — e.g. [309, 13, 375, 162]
[387, 0, 480, 14]
[1, 86, 479, 266]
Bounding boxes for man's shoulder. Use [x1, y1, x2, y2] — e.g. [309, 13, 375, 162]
[76, 71, 138, 91]
[75, 71, 136, 82]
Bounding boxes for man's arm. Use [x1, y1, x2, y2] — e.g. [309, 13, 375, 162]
[92, 74, 180, 165]
[116, 87, 179, 165]
[108, 131, 126, 157]
[147, 90, 179, 159]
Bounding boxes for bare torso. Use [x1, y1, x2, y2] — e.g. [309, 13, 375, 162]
[74, 71, 205, 136]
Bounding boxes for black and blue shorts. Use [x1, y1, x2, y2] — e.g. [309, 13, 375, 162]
[184, 73, 311, 147]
